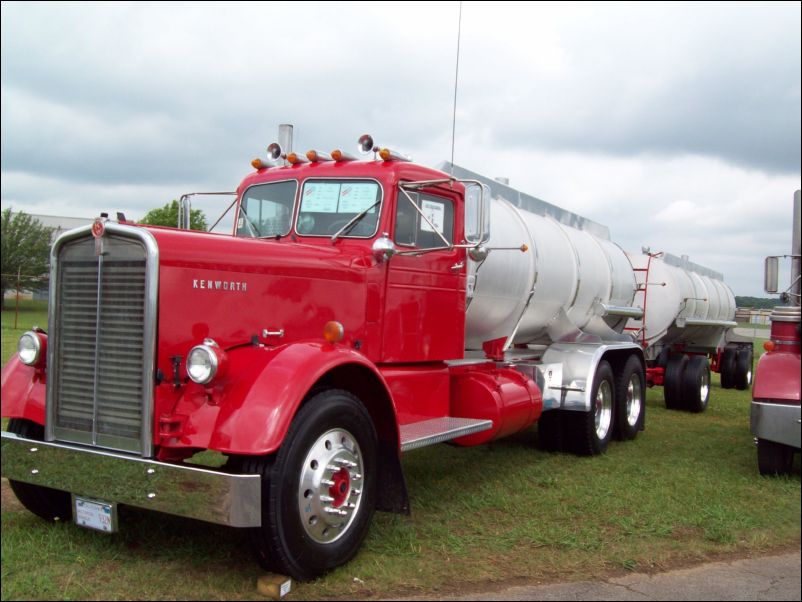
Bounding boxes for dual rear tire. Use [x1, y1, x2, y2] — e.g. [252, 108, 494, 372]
[664, 354, 710, 413]
[542, 355, 645, 455]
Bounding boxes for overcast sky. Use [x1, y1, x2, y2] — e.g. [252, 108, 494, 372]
[1, 1, 800, 296]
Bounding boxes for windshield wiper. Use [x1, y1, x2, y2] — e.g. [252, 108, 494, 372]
[330, 200, 381, 243]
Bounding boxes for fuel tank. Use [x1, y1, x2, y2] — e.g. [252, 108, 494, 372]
[465, 198, 637, 349]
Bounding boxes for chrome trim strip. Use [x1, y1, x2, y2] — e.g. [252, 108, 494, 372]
[399, 417, 493, 452]
[1, 432, 261, 528]
[46, 223, 159, 457]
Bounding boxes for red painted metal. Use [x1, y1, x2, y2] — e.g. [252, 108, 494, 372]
[330, 468, 350, 508]
[753, 319, 801, 404]
[448, 362, 542, 446]
[379, 364, 451, 426]
[646, 366, 665, 387]
[0, 356, 46, 425]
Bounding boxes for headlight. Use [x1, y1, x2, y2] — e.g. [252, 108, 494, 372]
[18, 331, 44, 366]
[186, 339, 227, 385]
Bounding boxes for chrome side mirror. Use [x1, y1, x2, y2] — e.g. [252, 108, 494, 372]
[764, 256, 779, 294]
[372, 235, 397, 263]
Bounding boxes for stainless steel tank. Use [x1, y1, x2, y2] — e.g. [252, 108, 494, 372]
[465, 198, 637, 350]
[625, 252, 736, 351]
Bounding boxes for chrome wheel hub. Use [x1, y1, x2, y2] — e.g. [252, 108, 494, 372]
[700, 370, 710, 401]
[298, 428, 364, 544]
[626, 375, 643, 427]
[595, 381, 613, 439]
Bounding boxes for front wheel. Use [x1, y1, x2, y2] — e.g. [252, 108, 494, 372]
[757, 438, 794, 476]
[240, 390, 377, 581]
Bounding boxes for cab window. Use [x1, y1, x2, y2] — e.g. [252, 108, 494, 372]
[296, 180, 382, 237]
[395, 191, 454, 248]
[237, 180, 297, 238]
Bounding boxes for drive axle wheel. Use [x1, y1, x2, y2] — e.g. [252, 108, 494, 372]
[565, 360, 615, 455]
[683, 355, 711, 413]
[614, 355, 645, 441]
[241, 390, 377, 581]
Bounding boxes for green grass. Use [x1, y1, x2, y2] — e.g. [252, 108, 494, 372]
[2, 303, 800, 600]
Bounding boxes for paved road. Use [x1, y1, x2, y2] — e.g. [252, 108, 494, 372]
[394, 552, 801, 601]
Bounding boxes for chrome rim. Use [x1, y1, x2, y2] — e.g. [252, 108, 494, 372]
[595, 380, 614, 439]
[746, 368, 752, 385]
[700, 369, 710, 401]
[298, 428, 364, 544]
[626, 374, 643, 427]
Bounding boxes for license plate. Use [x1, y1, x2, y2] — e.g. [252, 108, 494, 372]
[73, 496, 117, 533]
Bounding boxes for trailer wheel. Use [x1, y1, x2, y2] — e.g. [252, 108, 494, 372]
[682, 355, 711, 413]
[720, 347, 736, 389]
[614, 355, 645, 441]
[664, 354, 688, 410]
[565, 360, 615, 455]
[7, 418, 72, 522]
[756, 438, 794, 476]
[240, 389, 377, 581]
[734, 348, 753, 390]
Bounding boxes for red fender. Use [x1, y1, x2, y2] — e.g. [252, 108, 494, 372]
[0, 355, 46, 426]
[161, 341, 397, 456]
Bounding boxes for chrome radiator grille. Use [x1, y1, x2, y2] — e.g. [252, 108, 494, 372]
[49, 229, 156, 455]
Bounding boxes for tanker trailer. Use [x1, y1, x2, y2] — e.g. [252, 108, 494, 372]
[623, 252, 752, 412]
[462, 189, 648, 450]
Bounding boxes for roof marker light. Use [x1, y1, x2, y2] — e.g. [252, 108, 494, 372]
[286, 152, 309, 165]
[306, 150, 334, 162]
[378, 147, 412, 162]
[331, 149, 357, 162]
[251, 158, 271, 170]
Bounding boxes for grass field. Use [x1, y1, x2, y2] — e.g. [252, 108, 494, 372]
[1, 301, 800, 600]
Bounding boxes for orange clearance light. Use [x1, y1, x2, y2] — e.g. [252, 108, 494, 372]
[331, 149, 356, 162]
[323, 321, 345, 343]
[763, 340, 776, 352]
[306, 150, 333, 162]
[379, 148, 391, 161]
[520, 244, 529, 252]
[251, 158, 268, 170]
[286, 152, 308, 165]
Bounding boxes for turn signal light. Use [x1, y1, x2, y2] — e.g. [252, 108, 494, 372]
[323, 321, 344, 344]
[763, 340, 776, 352]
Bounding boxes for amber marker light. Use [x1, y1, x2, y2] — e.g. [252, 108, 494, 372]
[323, 321, 345, 343]
[763, 340, 776, 352]
[251, 158, 268, 170]
[331, 149, 356, 162]
[286, 152, 308, 165]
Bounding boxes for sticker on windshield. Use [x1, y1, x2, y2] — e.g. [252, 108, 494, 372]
[338, 183, 378, 213]
[420, 200, 445, 234]
[303, 182, 340, 213]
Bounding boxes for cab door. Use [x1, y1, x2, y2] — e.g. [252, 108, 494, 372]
[380, 187, 466, 363]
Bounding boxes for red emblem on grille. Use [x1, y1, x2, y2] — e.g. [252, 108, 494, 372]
[92, 218, 105, 239]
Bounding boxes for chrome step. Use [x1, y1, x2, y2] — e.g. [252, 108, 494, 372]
[399, 417, 493, 452]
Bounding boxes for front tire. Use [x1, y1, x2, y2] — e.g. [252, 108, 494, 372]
[756, 438, 794, 476]
[240, 390, 377, 581]
[7, 418, 72, 522]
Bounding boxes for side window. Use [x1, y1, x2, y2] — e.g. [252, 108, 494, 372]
[395, 191, 454, 248]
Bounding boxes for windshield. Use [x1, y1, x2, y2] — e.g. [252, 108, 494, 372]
[237, 180, 297, 238]
[296, 180, 382, 237]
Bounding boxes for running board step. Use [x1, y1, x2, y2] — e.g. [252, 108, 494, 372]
[399, 417, 493, 452]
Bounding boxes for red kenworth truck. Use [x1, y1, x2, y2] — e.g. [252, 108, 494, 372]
[1, 127, 738, 580]
[751, 190, 801, 475]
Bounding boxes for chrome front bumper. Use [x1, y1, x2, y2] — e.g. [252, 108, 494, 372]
[0, 431, 261, 527]
[750, 402, 802, 449]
